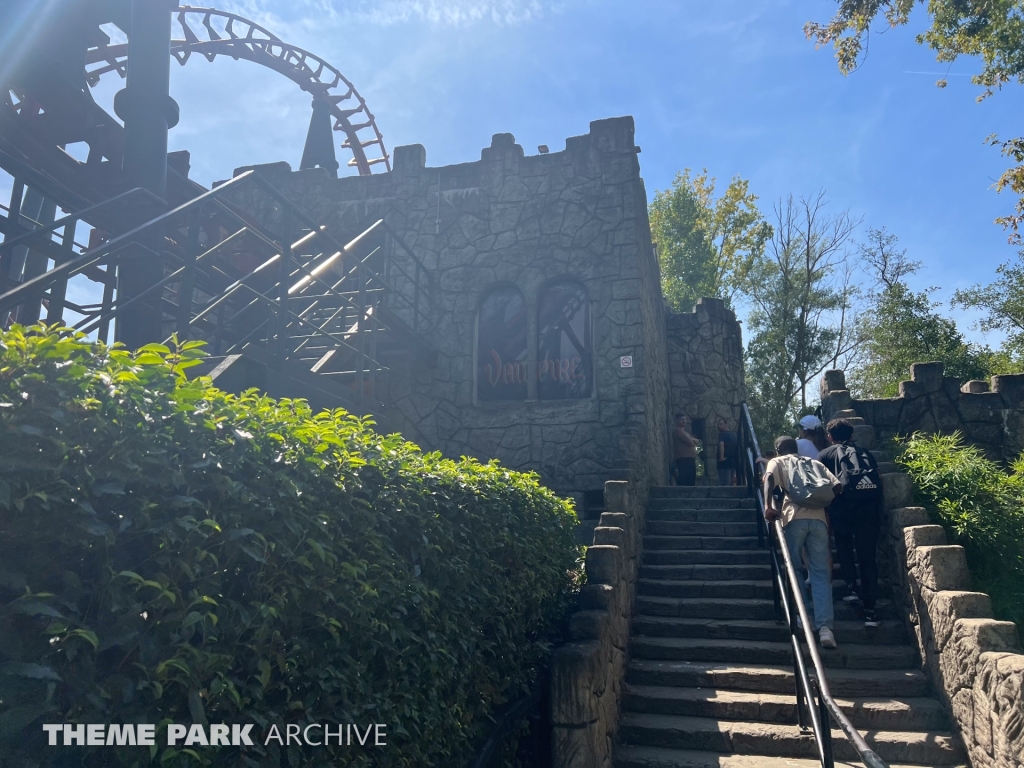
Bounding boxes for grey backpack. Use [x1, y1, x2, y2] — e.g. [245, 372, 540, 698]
[781, 455, 836, 507]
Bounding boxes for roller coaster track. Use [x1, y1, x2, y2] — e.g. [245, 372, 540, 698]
[83, 6, 389, 176]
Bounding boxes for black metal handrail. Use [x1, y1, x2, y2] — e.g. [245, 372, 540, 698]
[738, 403, 888, 768]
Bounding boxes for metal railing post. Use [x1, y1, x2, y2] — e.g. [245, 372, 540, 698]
[275, 208, 293, 363]
[45, 218, 77, 325]
[356, 262, 367, 404]
[176, 205, 203, 340]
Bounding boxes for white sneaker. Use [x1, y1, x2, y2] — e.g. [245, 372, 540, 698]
[842, 594, 861, 603]
[819, 626, 837, 649]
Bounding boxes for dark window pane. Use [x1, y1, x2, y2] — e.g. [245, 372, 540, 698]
[477, 287, 528, 401]
[538, 282, 591, 400]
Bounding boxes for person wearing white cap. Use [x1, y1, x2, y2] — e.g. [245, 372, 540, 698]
[797, 414, 827, 459]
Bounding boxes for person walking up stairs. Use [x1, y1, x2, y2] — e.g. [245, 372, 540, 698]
[614, 483, 967, 767]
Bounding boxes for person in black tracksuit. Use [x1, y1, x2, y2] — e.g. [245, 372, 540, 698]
[817, 418, 884, 627]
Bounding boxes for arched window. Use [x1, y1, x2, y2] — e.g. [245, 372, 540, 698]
[537, 281, 591, 400]
[477, 286, 528, 401]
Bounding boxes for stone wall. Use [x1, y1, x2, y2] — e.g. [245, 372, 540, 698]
[666, 297, 746, 479]
[551, 480, 641, 768]
[822, 362, 1024, 463]
[822, 372, 1024, 768]
[225, 117, 672, 498]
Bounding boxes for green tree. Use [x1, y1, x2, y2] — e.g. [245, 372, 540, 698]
[854, 282, 992, 396]
[806, 1, 1024, 242]
[953, 249, 1024, 358]
[745, 192, 859, 438]
[650, 169, 771, 312]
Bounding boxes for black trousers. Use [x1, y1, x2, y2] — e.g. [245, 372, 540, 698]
[674, 457, 696, 486]
[831, 506, 881, 609]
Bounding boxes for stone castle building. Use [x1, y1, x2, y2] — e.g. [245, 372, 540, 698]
[225, 117, 746, 501]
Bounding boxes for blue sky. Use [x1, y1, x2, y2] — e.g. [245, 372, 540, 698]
[85, 0, 1022, 344]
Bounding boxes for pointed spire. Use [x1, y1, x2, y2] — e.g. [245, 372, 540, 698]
[299, 97, 339, 178]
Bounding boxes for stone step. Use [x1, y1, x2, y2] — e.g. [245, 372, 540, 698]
[646, 521, 760, 537]
[626, 660, 933, 698]
[639, 562, 890, 589]
[649, 498, 757, 510]
[615, 745, 967, 768]
[640, 563, 772, 581]
[621, 685, 951, 731]
[644, 536, 761, 551]
[637, 578, 891, 602]
[643, 549, 771, 566]
[652, 487, 752, 499]
[635, 596, 900, 621]
[637, 596, 779, 621]
[617, 713, 965, 765]
[646, 507, 758, 523]
[631, 617, 908, 645]
[630, 637, 919, 670]
[638, 579, 775, 600]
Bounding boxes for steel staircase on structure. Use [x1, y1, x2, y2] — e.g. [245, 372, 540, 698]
[614, 409, 967, 768]
[0, 169, 433, 418]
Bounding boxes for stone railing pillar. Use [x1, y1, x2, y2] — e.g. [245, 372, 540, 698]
[551, 479, 642, 768]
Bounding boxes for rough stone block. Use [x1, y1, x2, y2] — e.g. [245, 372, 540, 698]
[962, 380, 991, 394]
[992, 373, 1024, 407]
[551, 640, 605, 724]
[882, 472, 914, 510]
[592, 526, 625, 550]
[954, 393, 1003, 423]
[392, 143, 426, 172]
[940, 620, 1021, 693]
[826, 389, 852, 412]
[943, 376, 963, 401]
[899, 380, 924, 400]
[552, 721, 607, 768]
[927, 591, 994, 652]
[599, 512, 629, 530]
[821, 370, 846, 397]
[585, 545, 621, 585]
[905, 524, 948, 552]
[858, 398, 903, 430]
[915, 545, 971, 591]
[911, 361, 946, 392]
[890, 507, 931, 538]
[978, 652, 1024, 763]
[950, 687, 974, 745]
[578, 585, 615, 615]
[569, 609, 610, 641]
[852, 424, 876, 449]
[604, 481, 630, 514]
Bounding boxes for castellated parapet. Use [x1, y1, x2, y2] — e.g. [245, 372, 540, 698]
[224, 117, 702, 497]
[821, 362, 1024, 463]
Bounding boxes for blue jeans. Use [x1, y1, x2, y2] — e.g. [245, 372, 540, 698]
[718, 467, 735, 485]
[783, 518, 834, 630]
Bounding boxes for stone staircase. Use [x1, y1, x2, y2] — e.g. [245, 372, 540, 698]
[614, 485, 967, 768]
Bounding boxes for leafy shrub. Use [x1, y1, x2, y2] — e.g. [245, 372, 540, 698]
[898, 432, 1024, 628]
[0, 325, 581, 767]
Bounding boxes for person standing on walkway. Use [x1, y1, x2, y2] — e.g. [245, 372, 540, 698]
[716, 417, 737, 486]
[763, 436, 841, 648]
[817, 418, 885, 627]
[797, 414, 828, 458]
[672, 413, 700, 486]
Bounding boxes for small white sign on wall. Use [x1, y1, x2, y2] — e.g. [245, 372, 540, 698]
[620, 356, 633, 368]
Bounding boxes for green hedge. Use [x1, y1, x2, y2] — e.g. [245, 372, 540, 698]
[0, 325, 581, 767]
[898, 432, 1024, 628]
